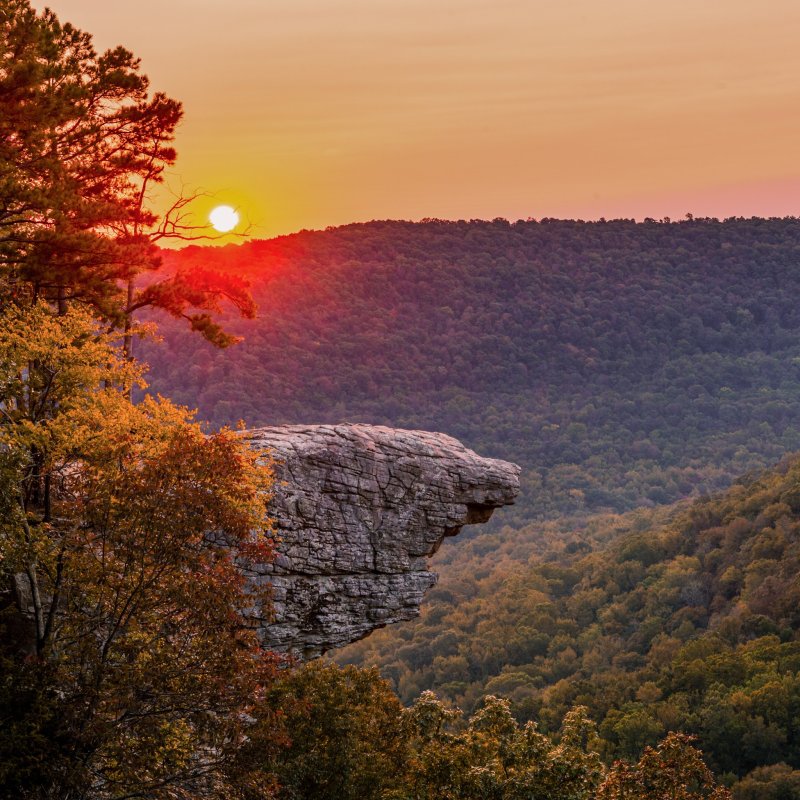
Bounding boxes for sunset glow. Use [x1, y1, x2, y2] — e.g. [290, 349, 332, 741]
[40, 1, 800, 237]
[209, 205, 240, 233]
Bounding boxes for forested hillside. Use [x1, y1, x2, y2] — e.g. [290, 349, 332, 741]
[144, 217, 800, 522]
[338, 453, 800, 792]
[4, 2, 777, 797]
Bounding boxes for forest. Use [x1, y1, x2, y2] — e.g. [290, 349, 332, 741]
[339, 453, 800, 795]
[138, 216, 800, 797]
[1, 1, 799, 798]
[144, 216, 800, 523]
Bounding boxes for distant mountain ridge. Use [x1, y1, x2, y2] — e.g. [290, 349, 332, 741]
[142, 217, 800, 522]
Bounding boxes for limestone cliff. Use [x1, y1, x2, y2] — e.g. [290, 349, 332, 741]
[244, 424, 520, 658]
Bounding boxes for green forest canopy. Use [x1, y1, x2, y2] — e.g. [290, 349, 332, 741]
[339, 451, 800, 793]
[144, 216, 800, 523]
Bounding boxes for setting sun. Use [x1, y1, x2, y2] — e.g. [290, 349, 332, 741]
[209, 205, 239, 233]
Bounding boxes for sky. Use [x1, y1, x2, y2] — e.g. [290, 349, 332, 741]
[41, 0, 800, 240]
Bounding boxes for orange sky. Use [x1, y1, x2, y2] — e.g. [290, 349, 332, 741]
[41, 1, 800, 239]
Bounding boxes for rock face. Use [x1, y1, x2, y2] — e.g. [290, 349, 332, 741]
[244, 424, 520, 658]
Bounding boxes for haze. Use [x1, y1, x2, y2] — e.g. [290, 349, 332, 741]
[43, 0, 800, 237]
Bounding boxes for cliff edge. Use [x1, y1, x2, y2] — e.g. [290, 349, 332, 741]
[244, 424, 520, 657]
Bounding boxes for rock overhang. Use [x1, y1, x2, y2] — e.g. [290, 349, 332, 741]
[243, 424, 520, 658]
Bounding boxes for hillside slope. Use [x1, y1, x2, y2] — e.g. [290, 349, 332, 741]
[142, 217, 800, 521]
[338, 452, 800, 784]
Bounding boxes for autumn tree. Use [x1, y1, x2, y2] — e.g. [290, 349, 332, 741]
[0, 3, 281, 797]
[733, 764, 800, 800]
[397, 694, 604, 800]
[245, 661, 410, 800]
[0, 0, 265, 590]
[597, 733, 731, 800]
[0, 304, 280, 798]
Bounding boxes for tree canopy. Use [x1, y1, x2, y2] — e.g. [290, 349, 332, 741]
[340, 452, 800, 796]
[141, 217, 800, 523]
[259, 661, 729, 800]
[0, 0, 255, 343]
[0, 3, 279, 796]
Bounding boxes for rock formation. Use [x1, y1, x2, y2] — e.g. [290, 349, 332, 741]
[244, 424, 520, 658]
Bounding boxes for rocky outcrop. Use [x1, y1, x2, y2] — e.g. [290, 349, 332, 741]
[244, 424, 520, 658]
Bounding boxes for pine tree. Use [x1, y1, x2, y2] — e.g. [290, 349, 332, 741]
[0, 0, 255, 345]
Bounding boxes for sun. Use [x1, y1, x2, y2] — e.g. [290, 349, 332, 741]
[209, 205, 240, 233]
